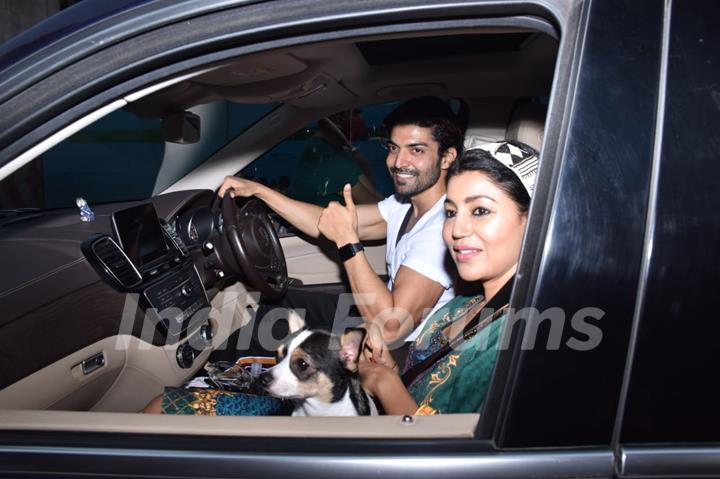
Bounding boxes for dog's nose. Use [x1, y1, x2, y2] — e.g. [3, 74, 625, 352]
[258, 371, 273, 387]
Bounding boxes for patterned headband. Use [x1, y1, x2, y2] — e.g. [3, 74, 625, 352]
[471, 141, 538, 196]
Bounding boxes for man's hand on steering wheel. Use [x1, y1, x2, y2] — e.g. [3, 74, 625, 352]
[217, 187, 288, 299]
[218, 175, 261, 199]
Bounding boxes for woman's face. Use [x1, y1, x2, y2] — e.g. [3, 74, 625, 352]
[443, 171, 527, 284]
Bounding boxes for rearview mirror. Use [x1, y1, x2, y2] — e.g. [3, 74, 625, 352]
[162, 111, 200, 144]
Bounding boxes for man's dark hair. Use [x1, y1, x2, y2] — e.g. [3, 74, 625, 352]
[383, 96, 465, 157]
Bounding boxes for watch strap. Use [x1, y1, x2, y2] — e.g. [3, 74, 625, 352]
[338, 242, 364, 262]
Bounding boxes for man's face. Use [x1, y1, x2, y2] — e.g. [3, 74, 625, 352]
[385, 124, 444, 197]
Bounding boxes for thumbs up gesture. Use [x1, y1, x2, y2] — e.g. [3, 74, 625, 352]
[318, 184, 360, 246]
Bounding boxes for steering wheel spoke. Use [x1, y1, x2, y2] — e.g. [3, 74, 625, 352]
[220, 194, 288, 298]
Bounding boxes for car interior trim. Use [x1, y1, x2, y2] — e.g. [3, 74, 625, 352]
[0, 336, 129, 411]
[0, 256, 86, 300]
[123, 66, 217, 104]
[0, 410, 479, 439]
[0, 6, 561, 167]
[164, 17, 558, 193]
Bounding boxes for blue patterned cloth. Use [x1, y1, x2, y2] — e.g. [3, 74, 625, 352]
[161, 387, 292, 416]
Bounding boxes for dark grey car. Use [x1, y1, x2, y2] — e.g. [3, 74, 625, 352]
[0, 0, 718, 477]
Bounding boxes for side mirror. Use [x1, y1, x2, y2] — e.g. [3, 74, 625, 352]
[162, 111, 200, 144]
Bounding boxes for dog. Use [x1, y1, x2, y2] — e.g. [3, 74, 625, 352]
[259, 312, 378, 416]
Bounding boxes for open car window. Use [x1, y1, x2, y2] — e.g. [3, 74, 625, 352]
[0, 0, 575, 457]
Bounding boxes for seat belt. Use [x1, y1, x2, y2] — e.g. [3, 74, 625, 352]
[401, 277, 514, 387]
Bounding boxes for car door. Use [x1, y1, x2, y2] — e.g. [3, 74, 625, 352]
[616, 0, 720, 475]
[3, 0, 710, 478]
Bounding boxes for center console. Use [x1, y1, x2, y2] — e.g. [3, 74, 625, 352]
[142, 262, 209, 339]
[83, 202, 213, 369]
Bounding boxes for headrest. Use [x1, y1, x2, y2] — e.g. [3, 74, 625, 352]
[505, 103, 546, 151]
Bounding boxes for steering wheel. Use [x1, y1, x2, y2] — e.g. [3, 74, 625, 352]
[221, 192, 288, 299]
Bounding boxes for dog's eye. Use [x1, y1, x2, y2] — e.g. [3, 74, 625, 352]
[294, 358, 309, 371]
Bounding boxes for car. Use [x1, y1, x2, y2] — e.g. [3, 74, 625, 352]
[0, 0, 718, 477]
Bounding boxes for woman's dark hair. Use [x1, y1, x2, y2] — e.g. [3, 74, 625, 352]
[383, 96, 465, 157]
[447, 147, 532, 214]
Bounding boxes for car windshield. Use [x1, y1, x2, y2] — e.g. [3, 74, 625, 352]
[0, 101, 276, 211]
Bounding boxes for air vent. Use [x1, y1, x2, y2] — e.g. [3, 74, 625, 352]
[90, 236, 142, 289]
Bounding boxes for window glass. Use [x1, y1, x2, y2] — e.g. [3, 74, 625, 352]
[152, 102, 276, 195]
[0, 101, 276, 210]
[243, 102, 400, 206]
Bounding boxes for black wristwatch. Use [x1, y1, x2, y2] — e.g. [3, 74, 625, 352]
[338, 242, 364, 262]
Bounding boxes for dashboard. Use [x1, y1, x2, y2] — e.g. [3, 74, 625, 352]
[0, 189, 239, 403]
[82, 200, 214, 368]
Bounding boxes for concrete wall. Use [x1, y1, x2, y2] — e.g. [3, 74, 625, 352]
[0, 0, 61, 45]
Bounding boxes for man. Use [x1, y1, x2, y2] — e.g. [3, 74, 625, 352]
[218, 97, 464, 357]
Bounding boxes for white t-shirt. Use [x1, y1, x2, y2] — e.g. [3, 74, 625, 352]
[377, 194, 456, 341]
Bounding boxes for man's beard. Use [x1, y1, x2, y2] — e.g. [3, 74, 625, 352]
[390, 161, 442, 197]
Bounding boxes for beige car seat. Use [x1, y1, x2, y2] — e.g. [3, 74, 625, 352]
[505, 102, 546, 151]
[463, 100, 546, 153]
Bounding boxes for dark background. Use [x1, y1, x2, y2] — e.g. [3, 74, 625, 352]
[0, 0, 82, 45]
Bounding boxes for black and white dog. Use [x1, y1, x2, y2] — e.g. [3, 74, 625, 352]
[259, 313, 377, 416]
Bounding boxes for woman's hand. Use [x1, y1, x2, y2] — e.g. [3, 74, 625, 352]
[361, 322, 398, 367]
[359, 359, 418, 415]
[359, 324, 399, 398]
[218, 175, 261, 198]
[358, 359, 398, 397]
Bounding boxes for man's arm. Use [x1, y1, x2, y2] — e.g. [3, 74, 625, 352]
[318, 185, 446, 344]
[219, 176, 324, 238]
[218, 176, 387, 240]
[347, 262, 445, 343]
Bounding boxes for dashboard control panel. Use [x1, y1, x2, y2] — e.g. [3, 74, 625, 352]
[143, 263, 209, 339]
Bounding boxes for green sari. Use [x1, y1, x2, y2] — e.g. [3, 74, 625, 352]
[405, 295, 507, 415]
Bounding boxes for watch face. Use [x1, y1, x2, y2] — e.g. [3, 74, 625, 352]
[339, 242, 364, 262]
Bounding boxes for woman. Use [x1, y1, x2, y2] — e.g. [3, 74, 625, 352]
[359, 141, 536, 415]
[146, 141, 537, 416]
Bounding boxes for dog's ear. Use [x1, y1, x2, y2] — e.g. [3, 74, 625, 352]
[339, 328, 366, 372]
[287, 310, 306, 334]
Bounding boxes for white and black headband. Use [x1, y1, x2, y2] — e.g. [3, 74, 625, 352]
[470, 141, 539, 196]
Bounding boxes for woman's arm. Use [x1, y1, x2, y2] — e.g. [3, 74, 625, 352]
[359, 361, 418, 415]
